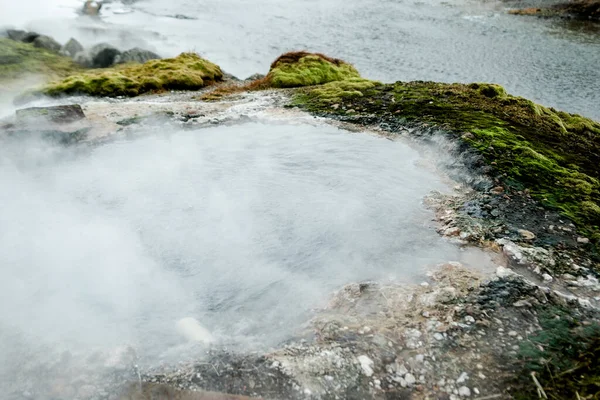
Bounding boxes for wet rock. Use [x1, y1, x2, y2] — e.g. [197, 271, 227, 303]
[60, 38, 84, 58]
[32, 35, 61, 52]
[16, 104, 86, 124]
[84, 43, 121, 68]
[115, 47, 161, 64]
[7, 29, 39, 43]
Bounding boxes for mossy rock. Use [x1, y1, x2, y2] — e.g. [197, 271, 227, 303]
[0, 38, 81, 83]
[294, 80, 600, 237]
[41, 53, 223, 97]
[266, 51, 361, 88]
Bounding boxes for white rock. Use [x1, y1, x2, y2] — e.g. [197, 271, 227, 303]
[456, 372, 469, 384]
[508, 330, 518, 337]
[404, 373, 417, 386]
[433, 332, 444, 341]
[464, 316, 475, 324]
[358, 355, 374, 377]
[396, 363, 409, 376]
[577, 237, 590, 244]
[542, 273, 553, 282]
[495, 266, 517, 279]
[458, 386, 471, 397]
[415, 354, 425, 363]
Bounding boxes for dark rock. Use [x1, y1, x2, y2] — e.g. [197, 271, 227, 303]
[60, 38, 84, 58]
[32, 35, 61, 52]
[89, 43, 121, 68]
[16, 105, 86, 125]
[115, 47, 160, 64]
[7, 29, 39, 43]
[222, 71, 241, 82]
[245, 73, 266, 81]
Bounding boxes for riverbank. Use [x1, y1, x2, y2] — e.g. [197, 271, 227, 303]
[1, 47, 599, 400]
[508, 0, 600, 21]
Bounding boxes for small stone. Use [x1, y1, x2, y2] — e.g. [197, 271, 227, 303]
[513, 299, 532, 307]
[464, 316, 475, 324]
[518, 229, 536, 240]
[444, 227, 461, 236]
[404, 373, 417, 386]
[415, 354, 425, 363]
[508, 330, 518, 337]
[456, 372, 469, 384]
[577, 237, 590, 244]
[422, 311, 430, 318]
[433, 332, 444, 341]
[458, 386, 471, 397]
[474, 388, 480, 395]
[358, 355, 374, 377]
[478, 372, 486, 379]
[542, 273, 553, 282]
[396, 363, 409, 376]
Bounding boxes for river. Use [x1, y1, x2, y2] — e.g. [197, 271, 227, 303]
[3, 0, 599, 120]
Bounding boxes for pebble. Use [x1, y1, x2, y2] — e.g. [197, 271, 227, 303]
[456, 372, 469, 384]
[577, 237, 590, 244]
[433, 332, 444, 341]
[464, 316, 475, 324]
[542, 273, 553, 282]
[458, 386, 471, 397]
[508, 331, 518, 337]
[404, 373, 417, 386]
[518, 229, 536, 240]
[358, 355, 374, 377]
[415, 354, 425, 363]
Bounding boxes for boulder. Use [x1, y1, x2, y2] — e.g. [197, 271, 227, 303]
[33, 35, 62, 52]
[89, 43, 121, 68]
[7, 29, 39, 43]
[60, 38, 84, 58]
[16, 105, 86, 125]
[114, 47, 160, 64]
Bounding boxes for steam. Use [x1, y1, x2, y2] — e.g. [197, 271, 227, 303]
[0, 119, 495, 399]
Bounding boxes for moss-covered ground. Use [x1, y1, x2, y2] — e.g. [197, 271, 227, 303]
[265, 51, 360, 88]
[293, 80, 600, 241]
[514, 305, 600, 399]
[41, 53, 223, 97]
[0, 38, 81, 83]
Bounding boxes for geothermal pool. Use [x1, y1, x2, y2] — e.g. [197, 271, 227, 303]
[0, 121, 492, 376]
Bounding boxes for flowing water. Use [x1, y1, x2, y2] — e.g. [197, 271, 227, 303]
[3, 0, 600, 120]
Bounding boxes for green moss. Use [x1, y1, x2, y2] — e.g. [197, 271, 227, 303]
[41, 53, 223, 97]
[0, 38, 81, 83]
[293, 78, 381, 105]
[266, 51, 360, 88]
[514, 306, 600, 399]
[294, 80, 600, 237]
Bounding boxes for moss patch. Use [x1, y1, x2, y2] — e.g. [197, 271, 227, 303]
[41, 53, 223, 97]
[0, 38, 81, 83]
[266, 51, 360, 88]
[294, 80, 600, 238]
[514, 306, 600, 399]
